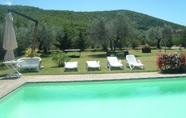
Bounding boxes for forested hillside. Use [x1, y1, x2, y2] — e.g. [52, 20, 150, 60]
[0, 5, 186, 60]
[0, 5, 185, 31]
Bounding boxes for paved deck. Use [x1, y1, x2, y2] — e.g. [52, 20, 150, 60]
[1, 72, 186, 98]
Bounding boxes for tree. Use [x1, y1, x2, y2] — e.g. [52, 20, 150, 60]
[75, 31, 88, 51]
[106, 13, 136, 51]
[14, 21, 37, 56]
[146, 25, 172, 50]
[146, 26, 163, 49]
[37, 22, 55, 53]
[87, 17, 108, 50]
[162, 24, 173, 48]
[53, 28, 72, 51]
[182, 28, 186, 47]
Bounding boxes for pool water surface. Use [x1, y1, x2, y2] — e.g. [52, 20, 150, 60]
[0, 77, 186, 118]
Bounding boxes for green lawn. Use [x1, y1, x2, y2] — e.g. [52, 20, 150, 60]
[0, 48, 185, 77]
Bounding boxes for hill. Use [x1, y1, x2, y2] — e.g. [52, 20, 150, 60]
[0, 5, 185, 31]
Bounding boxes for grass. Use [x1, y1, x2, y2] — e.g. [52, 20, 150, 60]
[0, 48, 185, 77]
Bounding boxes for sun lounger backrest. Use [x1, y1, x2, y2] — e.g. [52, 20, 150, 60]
[126, 55, 136, 63]
[18, 57, 41, 64]
[17, 57, 42, 72]
[107, 57, 118, 62]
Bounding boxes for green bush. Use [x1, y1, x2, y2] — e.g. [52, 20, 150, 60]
[51, 50, 70, 67]
[156, 52, 186, 72]
[141, 44, 151, 53]
[24, 48, 40, 57]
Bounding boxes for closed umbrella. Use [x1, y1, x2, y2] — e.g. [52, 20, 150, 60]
[3, 13, 17, 61]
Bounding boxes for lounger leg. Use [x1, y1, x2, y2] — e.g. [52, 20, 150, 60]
[37, 68, 40, 72]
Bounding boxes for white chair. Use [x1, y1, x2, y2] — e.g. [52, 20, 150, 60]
[17, 57, 42, 72]
[64, 61, 78, 71]
[126, 55, 144, 70]
[86, 61, 101, 71]
[3, 60, 22, 78]
[106, 56, 124, 70]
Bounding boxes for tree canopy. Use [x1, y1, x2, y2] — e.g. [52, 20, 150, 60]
[0, 5, 186, 59]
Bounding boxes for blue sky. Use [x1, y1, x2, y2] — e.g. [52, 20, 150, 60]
[1, 0, 186, 26]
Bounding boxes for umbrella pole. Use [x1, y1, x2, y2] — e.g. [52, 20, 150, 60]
[31, 26, 38, 57]
[8, 9, 38, 57]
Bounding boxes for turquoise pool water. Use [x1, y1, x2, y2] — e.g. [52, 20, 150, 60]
[0, 77, 186, 118]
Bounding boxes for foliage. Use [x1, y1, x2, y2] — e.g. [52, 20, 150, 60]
[165, 35, 173, 49]
[87, 17, 108, 50]
[141, 44, 151, 49]
[0, 5, 185, 55]
[75, 31, 88, 51]
[156, 52, 186, 72]
[146, 25, 172, 49]
[0, 23, 5, 60]
[51, 50, 70, 67]
[14, 22, 34, 56]
[0, 5, 185, 31]
[37, 22, 56, 53]
[24, 48, 40, 57]
[141, 44, 151, 53]
[146, 26, 163, 49]
[171, 37, 182, 46]
[130, 31, 142, 49]
[107, 13, 136, 51]
[53, 29, 72, 51]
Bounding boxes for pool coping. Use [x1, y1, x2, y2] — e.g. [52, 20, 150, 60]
[1, 72, 186, 99]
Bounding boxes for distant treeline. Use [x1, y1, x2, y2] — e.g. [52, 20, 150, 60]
[0, 5, 185, 31]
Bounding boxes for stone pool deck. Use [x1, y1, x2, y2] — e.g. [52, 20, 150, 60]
[1, 72, 186, 98]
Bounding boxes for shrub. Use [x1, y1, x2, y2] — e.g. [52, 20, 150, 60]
[141, 44, 151, 53]
[24, 48, 40, 57]
[141, 44, 151, 49]
[51, 50, 70, 67]
[156, 52, 186, 72]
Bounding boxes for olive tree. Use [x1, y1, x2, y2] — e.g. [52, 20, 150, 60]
[14, 22, 34, 56]
[146, 25, 172, 49]
[106, 13, 137, 51]
[87, 17, 108, 50]
[146, 26, 163, 49]
[37, 22, 56, 53]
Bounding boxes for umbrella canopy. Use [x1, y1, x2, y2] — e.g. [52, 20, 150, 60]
[3, 13, 17, 61]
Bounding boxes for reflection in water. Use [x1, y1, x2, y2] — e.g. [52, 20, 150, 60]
[129, 86, 160, 98]
[126, 78, 186, 98]
[18, 78, 186, 100]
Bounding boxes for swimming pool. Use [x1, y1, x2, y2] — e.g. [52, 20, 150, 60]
[0, 77, 186, 118]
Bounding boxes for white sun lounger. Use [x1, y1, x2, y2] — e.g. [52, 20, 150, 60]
[106, 56, 124, 70]
[64, 61, 78, 71]
[86, 61, 101, 71]
[126, 55, 144, 70]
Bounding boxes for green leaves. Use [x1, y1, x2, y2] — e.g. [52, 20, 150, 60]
[24, 48, 40, 57]
[51, 50, 70, 67]
[156, 52, 186, 73]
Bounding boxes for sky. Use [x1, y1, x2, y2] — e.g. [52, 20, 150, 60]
[1, 0, 186, 26]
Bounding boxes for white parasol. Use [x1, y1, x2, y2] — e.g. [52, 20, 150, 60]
[3, 13, 17, 61]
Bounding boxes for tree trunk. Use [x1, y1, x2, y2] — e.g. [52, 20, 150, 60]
[157, 38, 161, 49]
[113, 40, 118, 52]
[38, 43, 43, 50]
[110, 40, 113, 51]
[43, 46, 48, 54]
